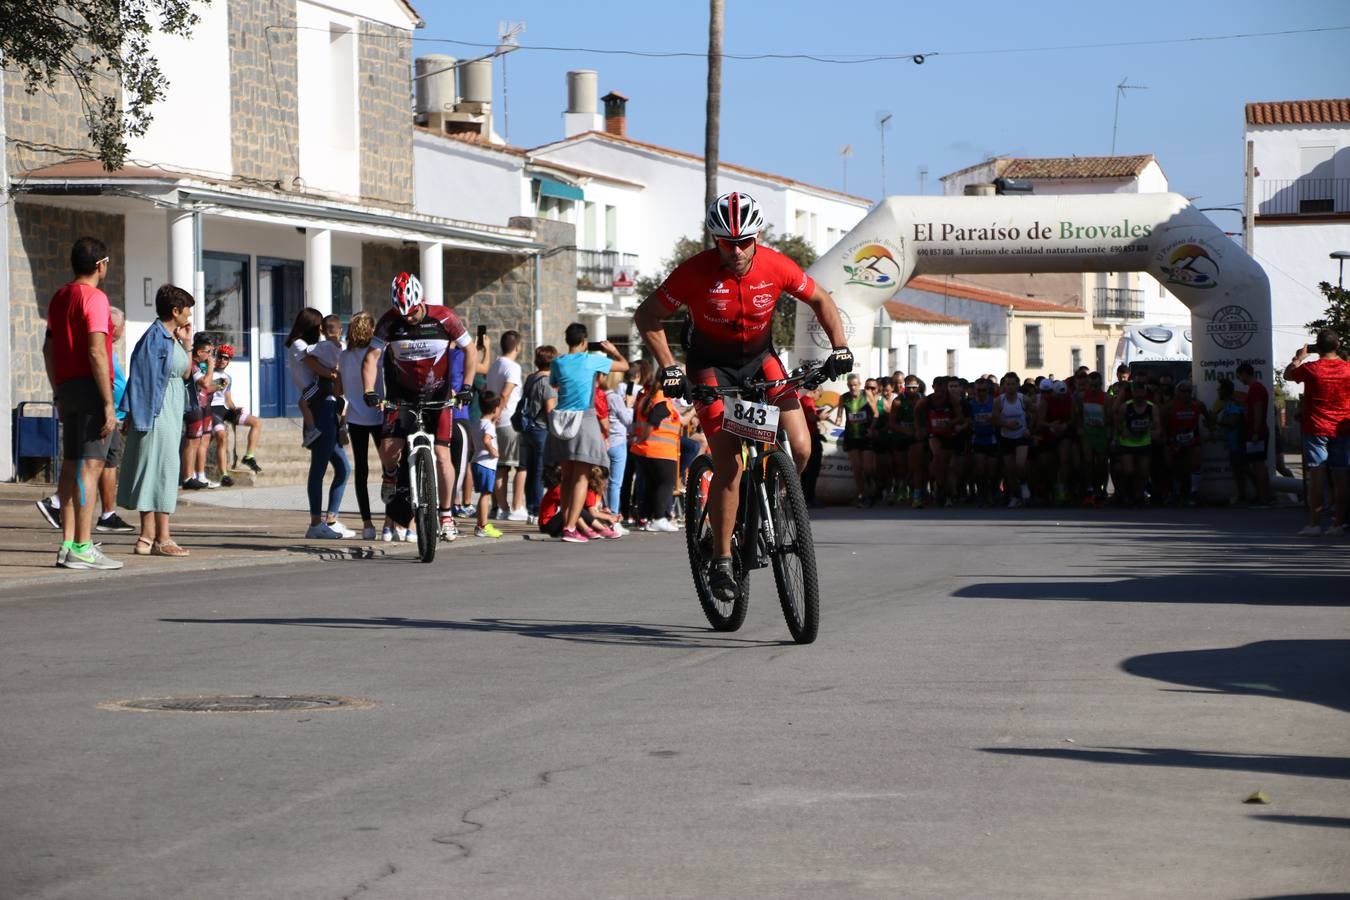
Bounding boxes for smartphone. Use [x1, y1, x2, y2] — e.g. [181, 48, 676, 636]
[476, 325, 488, 339]
[587, 341, 605, 353]
[1307, 343, 1319, 354]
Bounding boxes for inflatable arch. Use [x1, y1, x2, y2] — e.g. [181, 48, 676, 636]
[794, 193, 1274, 499]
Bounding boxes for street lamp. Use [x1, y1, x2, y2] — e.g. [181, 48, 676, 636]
[1332, 250, 1350, 289]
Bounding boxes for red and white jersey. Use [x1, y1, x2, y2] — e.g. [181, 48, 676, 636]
[656, 245, 816, 363]
[373, 305, 470, 399]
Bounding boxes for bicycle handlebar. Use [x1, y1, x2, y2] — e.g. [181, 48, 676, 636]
[687, 362, 828, 405]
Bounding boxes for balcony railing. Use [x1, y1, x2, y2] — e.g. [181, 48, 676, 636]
[577, 249, 639, 291]
[1094, 286, 1144, 320]
[1257, 178, 1350, 216]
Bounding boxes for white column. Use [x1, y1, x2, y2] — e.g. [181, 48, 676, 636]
[304, 228, 332, 315]
[167, 210, 199, 330]
[419, 241, 443, 305]
[0, 69, 11, 480]
[589, 313, 607, 341]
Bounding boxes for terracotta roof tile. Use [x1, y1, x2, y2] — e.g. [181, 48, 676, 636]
[16, 160, 175, 179]
[884, 301, 969, 325]
[906, 276, 1078, 313]
[1000, 155, 1153, 180]
[1245, 98, 1350, 125]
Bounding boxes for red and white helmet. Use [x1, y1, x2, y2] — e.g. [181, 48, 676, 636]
[707, 191, 766, 241]
[390, 272, 423, 316]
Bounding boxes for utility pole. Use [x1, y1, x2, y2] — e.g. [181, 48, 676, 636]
[703, 0, 723, 248]
[877, 111, 892, 197]
[1111, 77, 1147, 155]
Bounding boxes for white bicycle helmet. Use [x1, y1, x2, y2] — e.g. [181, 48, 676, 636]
[707, 191, 766, 241]
[390, 272, 423, 316]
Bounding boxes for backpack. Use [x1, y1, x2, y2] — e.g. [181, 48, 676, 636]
[511, 372, 543, 432]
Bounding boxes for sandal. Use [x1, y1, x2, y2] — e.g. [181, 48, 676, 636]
[133, 537, 154, 556]
[152, 540, 190, 558]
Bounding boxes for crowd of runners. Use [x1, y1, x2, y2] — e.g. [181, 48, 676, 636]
[823, 363, 1274, 510]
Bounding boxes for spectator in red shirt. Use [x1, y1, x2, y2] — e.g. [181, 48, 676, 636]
[1235, 361, 1273, 506]
[41, 237, 121, 570]
[1284, 329, 1350, 535]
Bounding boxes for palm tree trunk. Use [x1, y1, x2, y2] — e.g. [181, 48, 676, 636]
[703, 0, 723, 249]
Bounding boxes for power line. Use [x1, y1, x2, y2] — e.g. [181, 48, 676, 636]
[394, 23, 1349, 64]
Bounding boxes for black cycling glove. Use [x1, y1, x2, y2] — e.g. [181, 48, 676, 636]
[363, 391, 380, 408]
[821, 347, 855, 379]
[455, 387, 475, 406]
[659, 365, 688, 399]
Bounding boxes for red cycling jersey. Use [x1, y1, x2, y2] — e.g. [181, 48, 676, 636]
[656, 245, 816, 364]
[1168, 399, 1204, 446]
[374, 305, 470, 400]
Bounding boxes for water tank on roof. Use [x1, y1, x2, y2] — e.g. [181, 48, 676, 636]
[568, 70, 598, 114]
[457, 59, 492, 106]
[414, 55, 456, 115]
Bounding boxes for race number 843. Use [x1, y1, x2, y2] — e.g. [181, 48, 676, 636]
[726, 399, 780, 441]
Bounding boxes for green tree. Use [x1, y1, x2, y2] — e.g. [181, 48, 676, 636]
[1307, 280, 1350, 336]
[1, 1, 205, 171]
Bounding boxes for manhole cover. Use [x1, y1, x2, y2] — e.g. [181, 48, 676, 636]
[99, 694, 373, 713]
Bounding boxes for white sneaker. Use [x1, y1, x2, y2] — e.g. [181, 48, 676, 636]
[362, 526, 377, 541]
[610, 522, 629, 537]
[646, 518, 679, 533]
[381, 527, 396, 542]
[202, 478, 221, 489]
[326, 520, 356, 538]
[1296, 524, 1324, 537]
[439, 519, 458, 542]
[405, 529, 418, 543]
[506, 507, 529, 522]
[526, 514, 539, 525]
[305, 523, 342, 539]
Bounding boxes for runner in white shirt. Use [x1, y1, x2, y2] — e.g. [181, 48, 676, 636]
[483, 329, 528, 521]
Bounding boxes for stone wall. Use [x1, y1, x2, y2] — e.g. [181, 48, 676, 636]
[228, 0, 299, 186]
[359, 217, 576, 354]
[358, 21, 414, 208]
[8, 203, 126, 401]
[4, 69, 101, 175]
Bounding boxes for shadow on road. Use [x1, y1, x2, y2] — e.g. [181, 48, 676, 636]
[1250, 814, 1350, 829]
[159, 615, 790, 649]
[1123, 640, 1350, 714]
[979, 745, 1350, 780]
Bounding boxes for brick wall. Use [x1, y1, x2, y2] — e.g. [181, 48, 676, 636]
[521, 217, 579, 354]
[8, 203, 126, 401]
[359, 243, 418, 316]
[358, 21, 414, 208]
[228, 0, 299, 185]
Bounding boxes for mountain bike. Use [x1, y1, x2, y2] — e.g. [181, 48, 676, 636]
[685, 362, 827, 644]
[389, 397, 456, 564]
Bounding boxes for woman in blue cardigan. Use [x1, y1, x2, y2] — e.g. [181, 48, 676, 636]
[116, 285, 195, 556]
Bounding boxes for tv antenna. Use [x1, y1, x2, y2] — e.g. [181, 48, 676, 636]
[877, 111, 893, 196]
[917, 164, 929, 195]
[840, 144, 853, 192]
[497, 20, 525, 142]
[1111, 77, 1148, 155]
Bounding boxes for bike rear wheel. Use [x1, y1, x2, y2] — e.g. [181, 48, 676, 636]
[764, 449, 819, 643]
[684, 454, 748, 631]
[414, 449, 438, 563]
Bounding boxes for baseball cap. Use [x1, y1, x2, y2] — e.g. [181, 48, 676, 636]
[1052, 380, 1067, 395]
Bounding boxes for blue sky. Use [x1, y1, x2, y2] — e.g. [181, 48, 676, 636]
[411, 0, 1347, 235]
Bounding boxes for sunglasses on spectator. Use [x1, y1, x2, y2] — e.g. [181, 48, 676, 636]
[716, 236, 756, 250]
[96, 256, 110, 267]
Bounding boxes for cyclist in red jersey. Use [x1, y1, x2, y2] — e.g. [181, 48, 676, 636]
[634, 192, 853, 602]
[361, 272, 476, 538]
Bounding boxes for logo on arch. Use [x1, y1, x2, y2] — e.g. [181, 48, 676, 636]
[1158, 242, 1220, 290]
[843, 241, 903, 288]
[1206, 305, 1257, 350]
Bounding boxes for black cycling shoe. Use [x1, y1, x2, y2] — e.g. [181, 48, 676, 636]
[708, 557, 737, 603]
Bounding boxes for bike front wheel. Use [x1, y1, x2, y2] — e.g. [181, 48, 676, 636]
[684, 454, 748, 631]
[413, 449, 438, 563]
[764, 449, 819, 643]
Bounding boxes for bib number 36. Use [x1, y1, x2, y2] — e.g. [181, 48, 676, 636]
[725, 399, 780, 443]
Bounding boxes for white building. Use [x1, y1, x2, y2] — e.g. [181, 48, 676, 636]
[940, 154, 1190, 326]
[1246, 98, 1350, 374]
[874, 301, 976, 382]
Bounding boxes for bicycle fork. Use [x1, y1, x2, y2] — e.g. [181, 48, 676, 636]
[739, 443, 778, 570]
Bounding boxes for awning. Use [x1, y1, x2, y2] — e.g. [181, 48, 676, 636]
[535, 175, 583, 202]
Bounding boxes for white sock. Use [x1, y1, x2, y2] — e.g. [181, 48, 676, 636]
[99, 511, 114, 521]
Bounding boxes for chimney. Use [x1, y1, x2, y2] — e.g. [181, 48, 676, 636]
[563, 70, 602, 138]
[602, 91, 628, 137]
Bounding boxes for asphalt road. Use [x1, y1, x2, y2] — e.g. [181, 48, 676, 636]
[2, 506, 1347, 899]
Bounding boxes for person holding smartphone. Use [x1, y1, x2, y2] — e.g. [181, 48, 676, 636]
[1285, 329, 1350, 535]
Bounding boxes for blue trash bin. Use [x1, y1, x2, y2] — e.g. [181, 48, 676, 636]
[14, 401, 60, 483]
